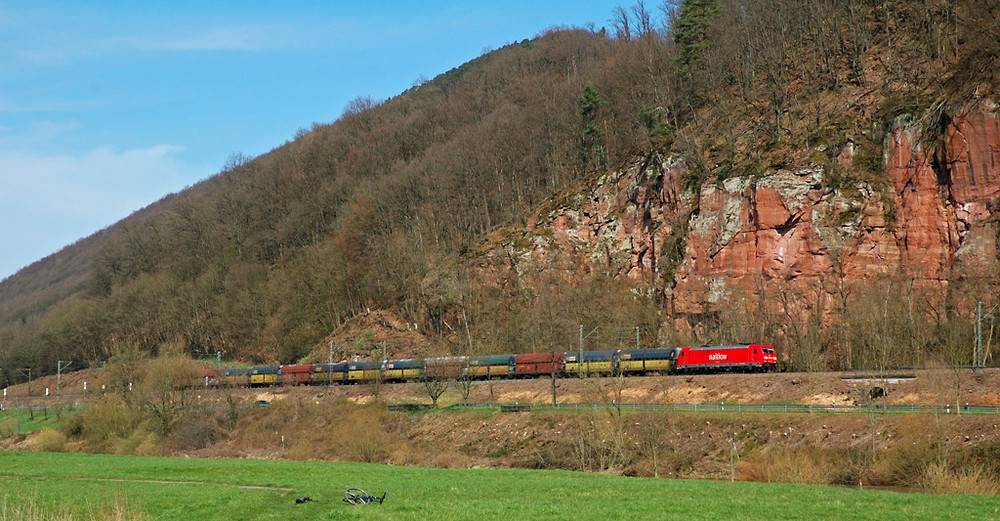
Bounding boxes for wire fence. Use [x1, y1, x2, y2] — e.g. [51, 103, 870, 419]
[445, 402, 1000, 415]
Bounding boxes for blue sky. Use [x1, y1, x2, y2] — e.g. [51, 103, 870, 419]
[0, 1, 621, 280]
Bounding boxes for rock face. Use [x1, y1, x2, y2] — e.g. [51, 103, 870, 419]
[480, 103, 1000, 326]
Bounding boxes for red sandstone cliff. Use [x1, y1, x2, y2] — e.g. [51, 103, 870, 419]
[479, 103, 1000, 326]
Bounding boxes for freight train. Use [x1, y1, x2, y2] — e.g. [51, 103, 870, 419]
[199, 344, 778, 387]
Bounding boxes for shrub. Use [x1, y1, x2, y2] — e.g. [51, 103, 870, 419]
[32, 428, 67, 452]
[286, 442, 313, 461]
[80, 396, 142, 452]
[920, 462, 1000, 496]
[0, 418, 16, 437]
[354, 434, 387, 464]
[59, 411, 85, 438]
[165, 410, 226, 451]
[736, 446, 841, 485]
[868, 441, 937, 488]
[109, 428, 161, 457]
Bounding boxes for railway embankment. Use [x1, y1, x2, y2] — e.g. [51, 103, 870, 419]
[4, 368, 1000, 492]
[4, 366, 999, 410]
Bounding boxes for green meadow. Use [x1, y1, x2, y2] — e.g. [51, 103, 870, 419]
[0, 408, 64, 436]
[1, 451, 999, 520]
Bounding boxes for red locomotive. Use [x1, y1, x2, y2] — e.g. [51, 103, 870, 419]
[673, 344, 778, 373]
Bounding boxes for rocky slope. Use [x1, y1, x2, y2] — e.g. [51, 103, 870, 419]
[480, 102, 1000, 333]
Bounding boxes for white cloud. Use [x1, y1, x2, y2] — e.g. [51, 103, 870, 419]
[7, 25, 287, 66]
[1, 144, 187, 204]
[1, 5, 443, 68]
[1, 4, 301, 68]
[131, 24, 296, 52]
[0, 144, 210, 279]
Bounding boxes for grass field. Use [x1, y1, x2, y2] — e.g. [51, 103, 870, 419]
[0, 407, 65, 436]
[2, 451, 999, 520]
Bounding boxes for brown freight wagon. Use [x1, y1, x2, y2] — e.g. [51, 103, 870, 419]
[424, 356, 468, 379]
[514, 352, 565, 377]
[280, 364, 313, 385]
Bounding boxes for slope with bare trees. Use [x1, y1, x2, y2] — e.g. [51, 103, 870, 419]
[1, 1, 998, 387]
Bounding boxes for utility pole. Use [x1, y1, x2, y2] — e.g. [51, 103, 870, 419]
[977, 301, 983, 374]
[57, 360, 73, 396]
[380, 340, 388, 383]
[969, 299, 998, 373]
[328, 339, 335, 387]
[635, 326, 640, 350]
[551, 350, 557, 406]
[578, 325, 598, 378]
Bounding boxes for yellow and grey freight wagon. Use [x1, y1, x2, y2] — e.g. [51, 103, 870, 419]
[347, 360, 383, 381]
[312, 362, 348, 384]
[466, 354, 514, 378]
[223, 366, 250, 386]
[564, 349, 619, 376]
[616, 348, 679, 374]
[383, 358, 423, 382]
[248, 365, 279, 386]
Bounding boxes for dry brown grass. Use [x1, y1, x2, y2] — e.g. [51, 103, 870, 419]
[164, 409, 227, 451]
[0, 496, 69, 521]
[0, 493, 147, 521]
[31, 428, 67, 452]
[0, 418, 17, 437]
[285, 441, 313, 461]
[867, 441, 936, 488]
[920, 462, 1000, 496]
[735, 445, 844, 485]
[222, 397, 399, 463]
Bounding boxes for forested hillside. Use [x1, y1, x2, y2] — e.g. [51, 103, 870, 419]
[1, 0, 998, 384]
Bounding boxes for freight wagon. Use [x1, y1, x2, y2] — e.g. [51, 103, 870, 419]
[424, 356, 468, 380]
[383, 358, 423, 382]
[467, 354, 514, 379]
[514, 352, 565, 377]
[223, 366, 250, 386]
[617, 348, 678, 374]
[248, 365, 279, 386]
[312, 362, 348, 384]
[564, 349, 617, 376]
[347, 360, 382, 382]
[197, 367, 221, 386]
[280, 364, 312, 385]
